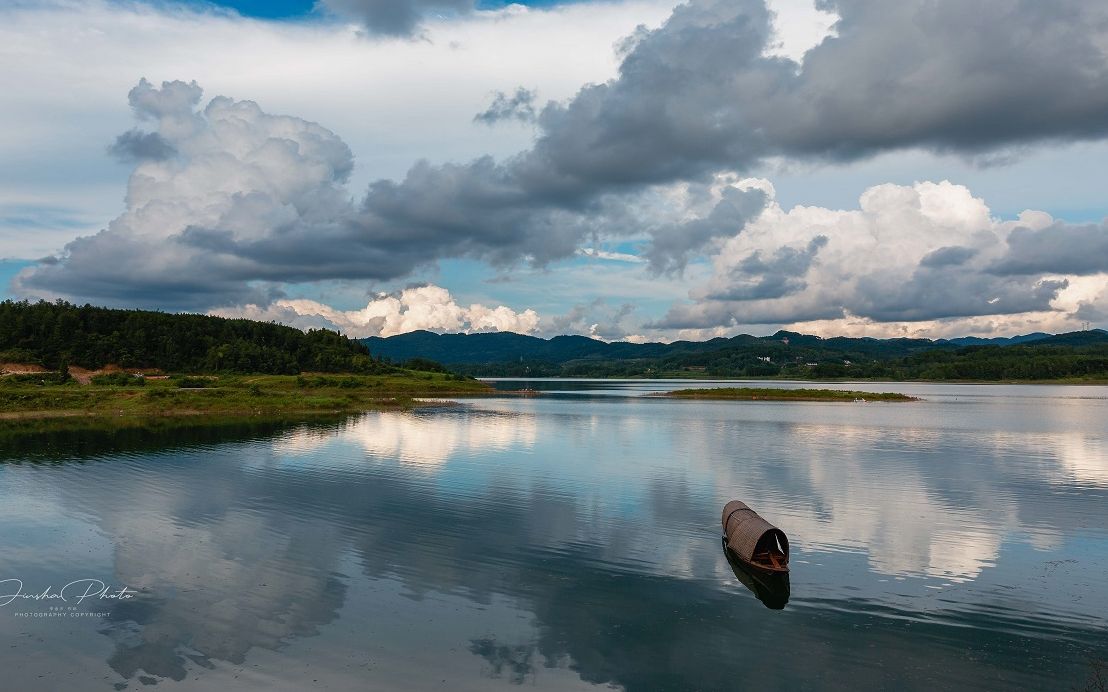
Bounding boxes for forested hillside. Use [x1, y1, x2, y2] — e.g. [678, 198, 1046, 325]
[0, 300, 391, 375]
[361, 330, 957, 366]
[891, 340, 1108, 380]
[5, 299, 1104, 380]
[362, 329, 1108, 381]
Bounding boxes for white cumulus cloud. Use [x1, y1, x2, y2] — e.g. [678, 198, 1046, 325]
[655, 179, 1108, 336]
[212, 284, 539, 338]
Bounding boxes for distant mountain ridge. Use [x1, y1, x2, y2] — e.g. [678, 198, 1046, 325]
[938, 333, 1052, 346]
[362, 329, 1106, 366]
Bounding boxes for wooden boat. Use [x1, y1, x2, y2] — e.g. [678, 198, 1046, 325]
[722, 537, 790, 609]
[721, 500, 789, 574]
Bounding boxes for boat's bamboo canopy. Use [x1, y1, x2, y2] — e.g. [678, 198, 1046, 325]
[721, 500, 789, 566]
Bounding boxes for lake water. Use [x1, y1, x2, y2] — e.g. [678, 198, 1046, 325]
[1, 380, 1106, 691]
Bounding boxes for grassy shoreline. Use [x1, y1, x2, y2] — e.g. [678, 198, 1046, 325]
[664, 387, 917, 402]
[0, 372, 492, 423]
[0, 410, 351, 437]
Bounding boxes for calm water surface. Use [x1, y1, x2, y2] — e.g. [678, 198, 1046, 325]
[1, 380, 1106, 691]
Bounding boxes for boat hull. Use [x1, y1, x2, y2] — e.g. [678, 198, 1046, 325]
[723, 538, 790, 609]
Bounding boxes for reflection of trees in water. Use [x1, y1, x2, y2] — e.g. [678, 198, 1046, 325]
[25, 409, 1108, 691]
[30, 421, 352, 687]
[0, 417, 348, 462]
[468, 637, 538, 685]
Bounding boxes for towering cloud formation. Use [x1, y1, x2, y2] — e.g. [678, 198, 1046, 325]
[655, 180, 1105, 331]
[20, 79, 361, 308]
[15, 0, 1108, 329]
[16, 78, 762, 310]
[337, 0, 1108, 253]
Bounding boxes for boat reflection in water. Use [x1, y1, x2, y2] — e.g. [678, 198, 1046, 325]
[722, 538, 791, 610]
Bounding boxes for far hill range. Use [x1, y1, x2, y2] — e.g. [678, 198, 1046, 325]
[362, 329, 1108, 381]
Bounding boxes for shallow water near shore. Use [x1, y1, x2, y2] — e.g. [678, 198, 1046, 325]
[1, 380, 1106, 690]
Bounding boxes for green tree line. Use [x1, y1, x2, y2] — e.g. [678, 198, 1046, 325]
[450, 338, 1108, 381]
[0, 300, 395, 375]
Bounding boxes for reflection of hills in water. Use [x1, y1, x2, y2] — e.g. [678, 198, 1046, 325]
[0, 397, 1106, 690]
[0, 410, 542, 689]
[723, 538, 790, 610]
[0, 416, 349, 462]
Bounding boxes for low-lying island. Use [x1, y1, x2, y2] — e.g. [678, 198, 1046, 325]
[664, 387, 917, 402]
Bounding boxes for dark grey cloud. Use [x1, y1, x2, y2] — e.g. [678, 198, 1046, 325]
[334, 0, 1108, 291]
[920, 245, 978, 268]
[474, 88, 538, 125]
[320, 0, 473, 37]
[1073, 300, 1107, 322]
[23, 79, 597, 309]
[647, 299, 842, 331]
[645, 185, 767, 274]
[381, 0, 1108, 201]
[107, 129, 176, 162]
[707, 235, 827, 301]
[854, 271, 1068, 323]
[758, 1, 1108, 159]
[654, 252, 1073, 330]
[990, 220, 1108, 276]
[18, 0, 1108, 316]
[20, 228, 288, 310]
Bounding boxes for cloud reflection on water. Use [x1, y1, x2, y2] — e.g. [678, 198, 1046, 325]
[271, 407, 537, 470]
[0, 392, 1105, 690]
[1049, 433, 1108, 486]
[97, 503, 347, 682]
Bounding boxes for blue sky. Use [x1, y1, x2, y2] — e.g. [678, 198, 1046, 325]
[2, 0, 1107, 340]
[178, 0, 572, 19]
[188, 0, 316, 17]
